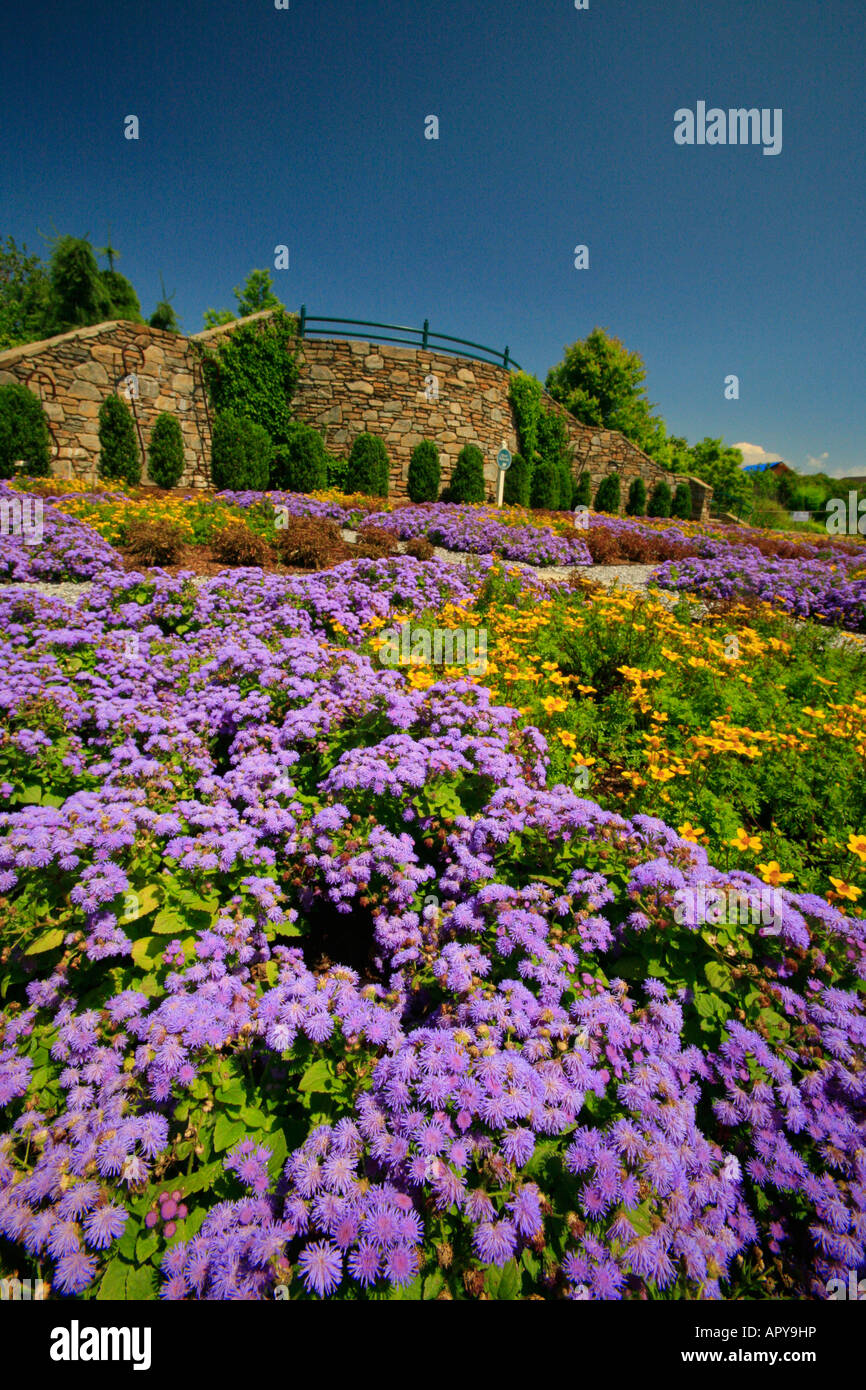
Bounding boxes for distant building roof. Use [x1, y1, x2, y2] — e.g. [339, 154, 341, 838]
[741, 461, 791, 473]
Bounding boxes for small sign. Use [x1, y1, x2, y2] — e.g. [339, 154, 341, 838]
[497, 447, 512, 472]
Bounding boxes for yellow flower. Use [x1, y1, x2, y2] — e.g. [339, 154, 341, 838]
[678, 822, 705, 843]
[757, 861, 794, 887]
[557, 730, 577, 748]
[576, 684, 596, 695]
[829, 877, 862, 902]
[730, 828, 763, 853]
[847, 833, 866, 861]
[540, 696, 568, 716]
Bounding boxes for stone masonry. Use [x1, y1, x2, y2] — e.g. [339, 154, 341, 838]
[0, 312, 712, 519]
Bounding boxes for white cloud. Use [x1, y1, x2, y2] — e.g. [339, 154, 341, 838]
[733, 442, 788, 468]
[804, 452, 830, 472]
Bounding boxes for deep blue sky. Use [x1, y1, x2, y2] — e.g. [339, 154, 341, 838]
[3, 0, 864, 474]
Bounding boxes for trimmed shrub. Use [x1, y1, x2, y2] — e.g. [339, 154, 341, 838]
[626, 477, 647, 517]
[407, 440, 441, 503]
[326, 452, 348, 493]
[210, 412, 272, 491]
[0, 383, 52, 479]
[555, 459, 574, 511]
[448, 444, 485, 504]
[573, 472, 591, 508]
[270, 422, 328, 493]
[593, 474, 621, 515]
[530, 458, 559, 510]
[502, 452, 531, 508]
[98, 393, 141, 486]
[123, 518, 186, 566]
[406, 536, 434, 561]
[211, 522, 273, 567]
[345, 432, 390, 497]
[673, 481, 692, 519]
[147, 412, 185, 488]
[647, 480, 673, 518]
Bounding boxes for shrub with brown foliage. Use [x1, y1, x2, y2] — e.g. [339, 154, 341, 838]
[406, 536, 435, 561]
[211, 523, 274, 567]
[583, 526, 620, 564]
[355, 524, 400, 560]
[123, 518, 186, 567]
[274, 516, 351, 569]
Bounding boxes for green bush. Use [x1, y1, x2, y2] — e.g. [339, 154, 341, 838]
[626, 477, 647, 516]
[271, 422, 328, 493]
[344, 432, 390, 497]
[407, 440, 441, 503]
[503, 452, 531, 507]
[0, 383, 51, 479]
[673, 481, 692, 519]
[573, 472, 591, 508]
[448, 444, 486, 504]
[530, 458, 559, 510]
[146, 412, 185, 488]
[326, 452, 348, 492]
[555, 459, 574, 510]
[210, 412, 272, 491]
[647, 480, 673, 518]
[98, 393, 141, 486]
[593, 474, 621, 515]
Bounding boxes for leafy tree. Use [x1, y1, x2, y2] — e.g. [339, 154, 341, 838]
[202, 268, 284, 329]
[48, 236, 113, 330]
[98, 393, 141, 486]
[545, 327, 669, 466]
[149, 300, 181, 333]
[688, 438, 748, 514]
[0, 383, 51, 477]
[234, 269, 283, 318]
[100, 268, 143, 322]
[0, 237, 52, 349]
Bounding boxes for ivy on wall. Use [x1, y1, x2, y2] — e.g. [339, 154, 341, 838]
[195, 309, 300, 446]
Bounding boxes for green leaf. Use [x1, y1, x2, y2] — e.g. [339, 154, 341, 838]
[131, 936, 162, 969]
[704, 960, 733, 992]
[298, 1060, 335, 1094]
[423, 1269, 445, 1300]
[152, 907, 186, 935]
[496, 1259, 521, 1300]
[97, 1256, 131, 1301]
[126, 1265, 157, 1300]
[25, 928, 65, 955]
[213, 1113, 247, 1152]
[136, 1229, 160, 1264]
[118, 884, 162, 925]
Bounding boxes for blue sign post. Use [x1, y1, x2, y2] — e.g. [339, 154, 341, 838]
[496, 447, 512, 506]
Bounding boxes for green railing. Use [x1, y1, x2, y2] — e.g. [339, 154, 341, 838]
[296, 307, 522, 372]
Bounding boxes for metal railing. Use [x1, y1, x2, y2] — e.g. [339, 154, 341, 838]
[296, 307, 522, 372]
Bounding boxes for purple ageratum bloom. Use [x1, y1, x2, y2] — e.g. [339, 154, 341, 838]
[83, 1203, 129, 1250]
[472, 1218, 517, 1266]
[297, 1240, 343, 1298]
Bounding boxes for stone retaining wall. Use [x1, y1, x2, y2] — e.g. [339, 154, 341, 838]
[0, 313, 712, 518]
